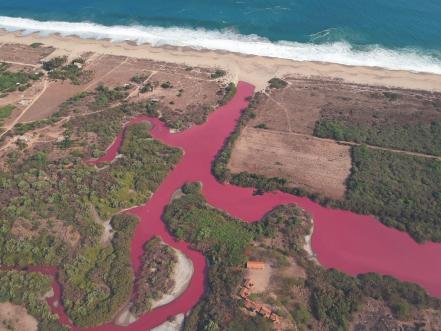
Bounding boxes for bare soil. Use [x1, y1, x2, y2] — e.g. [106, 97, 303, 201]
[0, 43, 55, 65]
[229, 127, 351, 199]
[246, 264, 272, 293]
[0, 302, 38, 331]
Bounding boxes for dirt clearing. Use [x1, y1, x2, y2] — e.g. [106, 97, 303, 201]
[0, 302, 38, 331]
[229, 127, 351, 199]
[0, 43, 54, 65]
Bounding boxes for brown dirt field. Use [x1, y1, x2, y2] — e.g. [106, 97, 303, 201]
[0, 302, 38, 331]
[246, 265, 272, 293]
[18, 80, 84, 122]
[249, 85, 324, 134]
[228, 127, 351, 199]
[141, 71, 221, 109]
[250, 77, 441, 135]
[0, 43, 54, 65]
[0, 80, 47, 125]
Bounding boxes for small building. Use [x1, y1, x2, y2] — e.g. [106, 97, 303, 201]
[259, 305, 272, 319]
[270, 312, 281, 323]
[239, 287, 250, 299]
[247, 261, 265, 270]
[244, 299, 259, 313]
[243, 278, 255, 289]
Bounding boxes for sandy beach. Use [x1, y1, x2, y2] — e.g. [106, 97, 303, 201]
[1, 30, 441, 92]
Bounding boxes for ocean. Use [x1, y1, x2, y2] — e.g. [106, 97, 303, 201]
[0, 0, 441, 73]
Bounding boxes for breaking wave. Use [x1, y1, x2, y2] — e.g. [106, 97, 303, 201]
[1, 16, 441, 74]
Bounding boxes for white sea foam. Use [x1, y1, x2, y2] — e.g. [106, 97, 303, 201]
[1, 16, 441, 75]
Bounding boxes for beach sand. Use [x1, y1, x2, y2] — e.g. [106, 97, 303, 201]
[1, 30, 441, 92]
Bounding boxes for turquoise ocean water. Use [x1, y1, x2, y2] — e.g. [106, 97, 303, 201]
[0, 0, 440, 73]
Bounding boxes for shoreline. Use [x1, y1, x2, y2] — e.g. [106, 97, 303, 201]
[1, 30, 441, 91]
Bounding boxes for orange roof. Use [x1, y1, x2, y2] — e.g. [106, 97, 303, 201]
[259, 305, 272, 317]
[244, 299, 260, 311]
[247, 261, 265, 269]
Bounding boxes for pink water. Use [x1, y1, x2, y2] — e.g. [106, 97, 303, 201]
[9, 82, 441, 330]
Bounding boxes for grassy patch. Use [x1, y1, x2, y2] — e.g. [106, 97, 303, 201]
[0, 104, 15, 124]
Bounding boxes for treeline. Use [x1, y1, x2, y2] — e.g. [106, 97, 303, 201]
[343, 145, 441, 242]
[165, 185, 441, 330]
[315, 118, 441, 157]
[60, 214, 138, 327]
[0, 270, 68, 331]
[130, 236, 177, 316]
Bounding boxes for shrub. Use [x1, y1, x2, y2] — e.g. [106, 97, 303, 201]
[268, 78, 287, 89]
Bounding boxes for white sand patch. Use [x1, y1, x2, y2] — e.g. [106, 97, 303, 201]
[303, 218, 319, 264]
[151, 247, 194, 309]
[114, 246, 193, 327]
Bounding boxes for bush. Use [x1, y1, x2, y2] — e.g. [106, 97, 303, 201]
[211, 69, 226, 79]
[268, 78, 287, 89]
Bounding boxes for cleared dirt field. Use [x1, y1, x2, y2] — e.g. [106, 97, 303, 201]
[0, 43, 54, 65]
[228, 127, 351, 199]
[249, 77, 441, 135]
[0, 302, 38, 331]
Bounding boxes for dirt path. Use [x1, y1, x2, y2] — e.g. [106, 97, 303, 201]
[0, 60, 39, 68]
[0, 78, 49, 139]
[84, 57, 129, 91]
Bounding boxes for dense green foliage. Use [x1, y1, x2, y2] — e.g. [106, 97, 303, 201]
[0, 62, 41, 94]
[0, 104, 15, 125]
[0, 86, 182, 327]
[219, 82, 237, 106]
[130, 237, 177, 316]
[315, 119, 441, 156]
[61, 214, 138, 327]
[268, 78, 288, 89]
[43, 57, 92, 84]
[210, 69, 226, 79]
[0, 219, 68, 266]
[165, 185, 261, 330]
[166, 186, 441, 331]
[164, 188, 252, 266]
[0, 270, 68, 331]
[42, 56, 67, 71]
[90, 122, 181, 219]
[344, 145, 441, 242]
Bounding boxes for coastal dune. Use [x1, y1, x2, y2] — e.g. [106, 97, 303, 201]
[1, 29, 441, 91]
